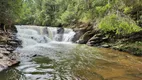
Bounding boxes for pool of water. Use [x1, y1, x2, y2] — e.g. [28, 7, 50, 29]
[0, 42, 142, 80]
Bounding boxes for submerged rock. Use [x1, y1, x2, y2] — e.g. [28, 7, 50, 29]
[101, 44, 111, 48]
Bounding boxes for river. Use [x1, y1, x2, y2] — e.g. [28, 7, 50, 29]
[0, 25, 142, 80]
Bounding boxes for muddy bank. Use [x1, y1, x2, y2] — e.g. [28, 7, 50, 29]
[72, 23, 142, 56]
[0, 28, 21, 71]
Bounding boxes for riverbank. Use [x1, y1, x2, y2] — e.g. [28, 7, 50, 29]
[71, 23, 142, 56]
[0, 28, 20, 71]
[106, 41, 142, 56]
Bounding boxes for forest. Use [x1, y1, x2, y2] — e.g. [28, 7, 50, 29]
[1, 0, 142, 29]
[0, 0, 142, 80]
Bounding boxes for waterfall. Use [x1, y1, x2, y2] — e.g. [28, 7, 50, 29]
[15, 25, 75, 47]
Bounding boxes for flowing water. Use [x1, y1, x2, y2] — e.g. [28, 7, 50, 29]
[0, 25, 142, 80]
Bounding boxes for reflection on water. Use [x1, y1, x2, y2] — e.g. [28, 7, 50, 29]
[0, 68, 26, 80]
[0, 44, 142, 80]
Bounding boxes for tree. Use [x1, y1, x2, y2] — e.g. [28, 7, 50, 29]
[0, 0, 22, 30]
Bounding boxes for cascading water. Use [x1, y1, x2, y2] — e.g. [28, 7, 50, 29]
[16, 25, 75, 47]
[14, 25, 78, 80]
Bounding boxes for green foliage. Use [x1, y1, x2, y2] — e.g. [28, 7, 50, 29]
[79, 10, 93, 23]
[123, 7, 132, 14]
[60, 11, 74, 24]
[99, 14, 141, 35]
[9, 0, 141, 32]
[95, 4, 111, 17]
[0, 0, 22, 24]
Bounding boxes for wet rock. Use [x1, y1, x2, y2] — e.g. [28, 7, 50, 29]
[0, 29, 20, 71]
[0, 50, 20, 71]
[57, 27, 64, 34]
[72, 30, 84, 42]
[5, 47, 14, 53]
[32, 54, 38, 57]
[76, 31, 95, 44]
[10, 25, 18, 33]
[1, 50, 10, 56]
[0, 64, 7, 71]
[87, 33, 109, 46]
[7, 41, 18, 46]
[2, 52, 10, 56]
[42, 27, 48, 35]
[0, 54, 3, 59]
[101, 44, 111, 48]
[56, 27, 64, 41]
[7, 38, 22, 47]
[72, 23, 94, 42]
[76, 39, 85, 44]
[0, 45, 5, 48]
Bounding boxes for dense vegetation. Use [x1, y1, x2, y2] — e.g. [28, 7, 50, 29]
[0, 0, 22, 26]
[0, 0, 142, 35]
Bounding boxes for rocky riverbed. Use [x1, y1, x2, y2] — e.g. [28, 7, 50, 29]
[0, 29, 21, 71]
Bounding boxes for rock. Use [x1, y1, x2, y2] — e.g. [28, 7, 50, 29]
[42, 27, 48, 35]
[72, 23, 95, 42]
[0, 48, 6, 51]
[86, 33, 109, 46]
[87, 42, 94, 46]
[0, 29, 20, 71]
[7, 41, 18, 45]
[0, 54, 3, 59]
[0, 51, 20, 71]
[76, 31, 95, 44]
[56, 27, 64, 41]
[32, 54, 38, 57]
[0, 45, 5, 48]
[2, 52, 10, 56]
[8, 39, 21, 43]
[101, 44, 111, 48]
[72, 30, 84, 42]
[5, 47, 14, 53]
[7, 40, 21, 48]
[1, 50, 10, 56]
[10, 51, 20, 60]
[76, 39, 85, 44]
[0, 64, 7, 71]
[57, 27, 64, 34]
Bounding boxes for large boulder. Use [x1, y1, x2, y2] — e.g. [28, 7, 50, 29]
[72, 30, 84, 42]
[72, 23, 94, 42]
[76, 30, 96, 44]
[87, 33, 109, 46]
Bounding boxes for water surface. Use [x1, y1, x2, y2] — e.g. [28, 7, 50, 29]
[0, 25, 142, 80]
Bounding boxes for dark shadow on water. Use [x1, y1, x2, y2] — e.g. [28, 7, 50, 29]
[0, 67, 26, 80]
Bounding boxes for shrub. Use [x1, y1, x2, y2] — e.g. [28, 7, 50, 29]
[98, 14, 141, 35]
